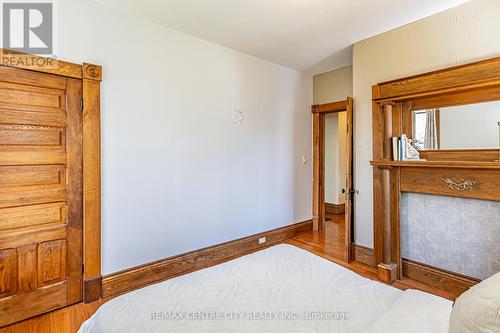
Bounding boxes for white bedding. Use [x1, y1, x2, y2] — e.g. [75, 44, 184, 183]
[79, 244, 452, 333]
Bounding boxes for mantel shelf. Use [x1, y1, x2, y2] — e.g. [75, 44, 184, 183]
[370, 160, 500, 170]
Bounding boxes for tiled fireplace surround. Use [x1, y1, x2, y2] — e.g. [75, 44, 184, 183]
[401, 193, 500, 280]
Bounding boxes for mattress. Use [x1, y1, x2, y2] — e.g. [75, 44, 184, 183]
[79, 244, 452, 333]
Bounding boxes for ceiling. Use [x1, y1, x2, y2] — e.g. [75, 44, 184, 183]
[96, 0, 470, 72]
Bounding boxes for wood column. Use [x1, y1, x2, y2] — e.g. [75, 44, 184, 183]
[82, 63, 103, 302]
[312, 108, 325, 231]
[377, 104, 397, 283]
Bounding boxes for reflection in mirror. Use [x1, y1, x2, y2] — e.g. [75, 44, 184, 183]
[413, 100, 500, 150]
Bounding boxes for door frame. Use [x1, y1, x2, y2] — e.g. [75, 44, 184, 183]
[312, 97, 354, 262]
[0, 49, 102, 302]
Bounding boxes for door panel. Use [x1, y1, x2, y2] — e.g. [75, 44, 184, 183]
[0, 202, 67, 231]
[0, 249, 17, 298]
[0, 165, 65, 188]
[0, 66, 83, 327]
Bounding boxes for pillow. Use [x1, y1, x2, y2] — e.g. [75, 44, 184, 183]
[449, 272, 500, 333]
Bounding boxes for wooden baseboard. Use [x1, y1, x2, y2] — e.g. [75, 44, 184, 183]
[102, 220, 313, 298]
[350, 244, 375, 266]
[346, 245, 478, 298]
[325, 203, 345, 215]
[402, 258, 480, 298]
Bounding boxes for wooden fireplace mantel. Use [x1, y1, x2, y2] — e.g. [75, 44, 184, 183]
[371, 57, 500, 289]
[370, 160, 500, 169]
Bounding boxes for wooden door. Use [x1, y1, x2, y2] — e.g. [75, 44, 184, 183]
[343, 97, 354, 262]
[312, 98, 354, 262]
[0, 66, 83, 326]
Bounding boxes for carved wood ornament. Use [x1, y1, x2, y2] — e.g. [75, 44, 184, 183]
[441, 177, 476, 192]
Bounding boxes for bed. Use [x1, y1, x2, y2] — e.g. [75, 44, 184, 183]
[79, 244, 452, 333]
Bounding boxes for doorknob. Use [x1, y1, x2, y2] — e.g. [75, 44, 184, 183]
[342, 189, 357, 194]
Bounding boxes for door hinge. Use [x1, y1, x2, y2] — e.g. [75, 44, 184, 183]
[80, 98, 84, 111]
[82, 263, 84, 273]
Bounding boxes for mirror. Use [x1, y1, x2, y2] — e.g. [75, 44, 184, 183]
[412, 100, 500, 150]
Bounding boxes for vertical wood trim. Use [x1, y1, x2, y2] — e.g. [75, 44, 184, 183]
[312, 110, 325, 231]
[401, 101, 413, 139]
[372, 102, 384, 264]
[377, 104, 397, 283]
[65, 78, 84, 304]
[82, 63, 102, 302]
[319, 114, 325, 231]
[312, 109, 320, 231]
[382, 104, 393, 161]
[391, 167, 402, 279]
[382, 104, 394, 267]
[381, 168, 392, 264]
[435, 109, 441, 149]
[391, 103, 403, 279]
[344, 97, 354, 262]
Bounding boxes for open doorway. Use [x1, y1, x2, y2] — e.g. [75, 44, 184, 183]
[312, 98, 354, 262]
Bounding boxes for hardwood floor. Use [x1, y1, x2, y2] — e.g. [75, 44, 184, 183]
[291, 213, 347, 260]
[1, 219, 453, 332]
[0, 300, 104, 333]
[287, 215, 455, 301]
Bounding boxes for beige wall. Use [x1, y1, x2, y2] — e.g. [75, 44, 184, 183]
[337, 111, 347, 205]
[314, 66, 352, 206]
[313, 66, 353, 104]
[352, 0, 500, 247]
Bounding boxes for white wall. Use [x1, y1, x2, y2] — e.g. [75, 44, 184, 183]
[440, 101, 500, 149]
[324, 113, 347, 205]
[324, 113, 339, 204]
[353, 0, 500, 247]
[57, 0, 312, 274]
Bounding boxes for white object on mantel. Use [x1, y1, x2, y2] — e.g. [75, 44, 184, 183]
[402, 134, 425, 161]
